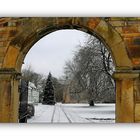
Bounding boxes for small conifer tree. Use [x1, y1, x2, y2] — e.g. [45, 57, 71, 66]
[42, 73, 56, 105]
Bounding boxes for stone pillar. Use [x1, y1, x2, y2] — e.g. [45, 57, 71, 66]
[0, 68, 21, 122]
[113, 71, 139, 123]
[133, 76, 140, 122]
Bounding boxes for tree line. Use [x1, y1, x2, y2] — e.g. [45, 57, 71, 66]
[21, 35, 115, 105]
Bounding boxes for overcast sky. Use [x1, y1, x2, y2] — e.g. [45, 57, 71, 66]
[22, 30, 86, 78]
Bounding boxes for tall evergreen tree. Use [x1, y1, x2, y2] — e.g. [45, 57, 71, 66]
[42, 73, 56, 105]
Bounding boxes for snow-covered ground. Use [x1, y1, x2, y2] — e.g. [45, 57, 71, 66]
[27, 103, 115, 123]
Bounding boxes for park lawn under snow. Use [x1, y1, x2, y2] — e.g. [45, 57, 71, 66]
[27, 103, 115, 123]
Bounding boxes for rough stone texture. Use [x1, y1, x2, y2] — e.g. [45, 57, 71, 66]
[113, 71, 139, 122]
[135, 104, 140, 122]
[108, 18, 140, 68]
[115, 79, 134, 122]
[1, 17, 140, 122]
[0, 71, 20, 122]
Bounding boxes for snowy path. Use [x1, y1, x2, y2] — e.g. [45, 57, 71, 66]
[27, 103, 115, 123]
[51, 103, 71, 123]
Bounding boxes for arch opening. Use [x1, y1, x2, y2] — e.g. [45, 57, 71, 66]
[19, 29, 116, 123]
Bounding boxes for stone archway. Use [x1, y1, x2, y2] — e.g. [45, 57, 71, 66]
[0, 17, 139, 122]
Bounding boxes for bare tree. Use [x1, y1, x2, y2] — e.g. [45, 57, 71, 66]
[22, 65, 44, 88]
[64, 35, 115, 105]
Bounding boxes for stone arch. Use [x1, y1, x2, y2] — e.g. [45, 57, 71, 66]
[2, 18, 132, 72]
[0, 17, 136, 123]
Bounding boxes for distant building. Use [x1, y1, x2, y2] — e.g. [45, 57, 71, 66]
[28, 82, 40, 104]
[63, 80, 88, 103]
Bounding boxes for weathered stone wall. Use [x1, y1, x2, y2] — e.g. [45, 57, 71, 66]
[108, 18, 140, 69]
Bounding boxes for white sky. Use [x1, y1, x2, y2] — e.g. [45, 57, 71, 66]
[22, 30, 86, 78]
